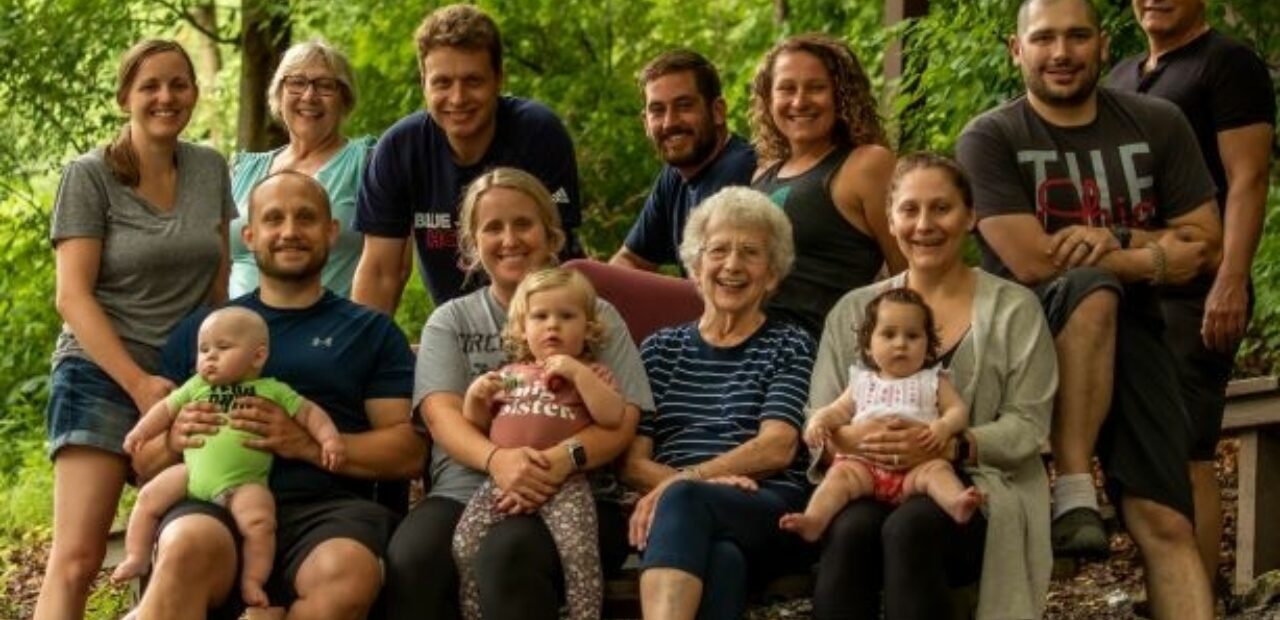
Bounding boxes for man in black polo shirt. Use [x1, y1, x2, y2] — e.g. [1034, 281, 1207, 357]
[1108, 0, 1276, 586]
[610, 49, 756, 273]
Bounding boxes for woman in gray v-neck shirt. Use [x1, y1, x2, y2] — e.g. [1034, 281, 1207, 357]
[37, 39, 234, 618]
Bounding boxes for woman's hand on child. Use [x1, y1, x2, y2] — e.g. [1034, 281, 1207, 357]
[167, 402, 222, 452]
[858, 418, 943, 472]
[489, 447, 558, 508]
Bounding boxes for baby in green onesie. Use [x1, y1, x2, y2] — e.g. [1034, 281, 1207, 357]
[111, 307, 345, 608]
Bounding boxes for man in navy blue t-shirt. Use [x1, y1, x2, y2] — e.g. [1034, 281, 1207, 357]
[610, 50, 756, 273]
[353, 4, 582, 311]
[134, 171, 421, 618]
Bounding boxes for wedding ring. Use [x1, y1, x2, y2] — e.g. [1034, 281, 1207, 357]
[892, 454, 900, 466]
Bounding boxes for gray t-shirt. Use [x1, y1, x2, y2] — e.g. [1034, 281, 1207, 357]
[956, 87, 1216, 280]
[50, 143, 235, 371]
[415, 286, 655, 503]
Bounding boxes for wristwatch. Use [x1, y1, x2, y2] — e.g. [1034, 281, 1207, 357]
[564, 438, 587, 471]
[1111, 225, 1132, 249]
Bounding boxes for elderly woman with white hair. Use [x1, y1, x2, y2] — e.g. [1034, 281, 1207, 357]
[229, 39, 375, 297]
[621, 186, 814, 620]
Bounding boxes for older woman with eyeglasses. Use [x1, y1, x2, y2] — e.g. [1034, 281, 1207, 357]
[621, 187, 813, 620]
[229, 39, 378, 298]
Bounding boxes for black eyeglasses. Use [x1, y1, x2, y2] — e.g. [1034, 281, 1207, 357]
[281, 74, 341, 97]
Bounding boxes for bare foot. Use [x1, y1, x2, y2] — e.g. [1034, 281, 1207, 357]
[779, 512, 827, 543]
[945, 487, 984, 524]
[242, 579, 271, 608]
[111, 556, 148, 583]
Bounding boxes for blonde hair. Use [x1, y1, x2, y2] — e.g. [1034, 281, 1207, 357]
[105, 39, 197, 187]
[503, 268, 604, 363]
[268, 39, 357, 120]
[457, 167, 566, 276]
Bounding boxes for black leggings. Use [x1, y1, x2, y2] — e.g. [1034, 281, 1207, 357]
[383, 496, 629, 620]
[812, 495, 987, 620]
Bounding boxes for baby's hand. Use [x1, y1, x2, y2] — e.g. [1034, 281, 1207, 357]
[466, 371, 506, 403]
[541, 354, 585, 389]
[320, 437, 346, 472]
[920, 422, 947, 454]
[122, 428, 145, 456]
[803, 418, 832, 450]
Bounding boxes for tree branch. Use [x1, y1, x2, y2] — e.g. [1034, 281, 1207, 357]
[154, 0, 240, 45]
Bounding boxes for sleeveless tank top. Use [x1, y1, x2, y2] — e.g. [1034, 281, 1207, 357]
[753, 146, 885, 338]
[850, 365, 940, 425]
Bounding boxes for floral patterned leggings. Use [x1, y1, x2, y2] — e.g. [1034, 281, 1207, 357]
[453, 475, 601, 620]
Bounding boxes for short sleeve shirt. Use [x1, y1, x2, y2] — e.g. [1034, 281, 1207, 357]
[162, 292, 414, 500]
[956, 88, 1217, 279]
[622, 135, 757, 270]
[50, 143, 235, 371]
[355, 97, 583, 305]
[229, 137, 375, 298]
[414, 287, 654, 503]
[638, 320, 813, 496]
[488, 363, 593, 450]
[1109, 29, 1276, 211]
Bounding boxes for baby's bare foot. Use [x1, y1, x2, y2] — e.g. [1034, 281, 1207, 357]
[946, 487, 984, 524]
[111, 556, 148, 583]
[242, 580, 271, 608]
[779, 512, 827, 543]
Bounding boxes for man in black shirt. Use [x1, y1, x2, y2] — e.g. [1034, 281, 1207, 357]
[1109, 0, 1276, 587]
[957, 1, 1222, 617]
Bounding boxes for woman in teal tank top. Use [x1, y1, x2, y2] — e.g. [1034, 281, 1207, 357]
[749, 34, 906, 339]
[229, 40, 378, 298]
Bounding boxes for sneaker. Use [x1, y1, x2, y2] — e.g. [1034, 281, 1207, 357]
[1051, 507, 1109, 559]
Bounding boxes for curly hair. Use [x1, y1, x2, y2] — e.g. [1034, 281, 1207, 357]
[414, 4, 502, 74]
[856, 287, 941, 371]
[749, 33, 886, 163]
[502, 268, 605, 363]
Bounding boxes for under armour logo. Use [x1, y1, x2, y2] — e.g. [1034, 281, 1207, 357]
[549, 187, 570, 204]
[312, 336, 333, 348]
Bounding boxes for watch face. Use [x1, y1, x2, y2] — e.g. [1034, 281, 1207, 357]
[571, 444, 587, 468]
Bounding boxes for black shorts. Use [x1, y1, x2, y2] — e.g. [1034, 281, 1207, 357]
[1160, 290, 1250, 461]
[1035, 268, 1195, 521]
[153, 494, 399, 616]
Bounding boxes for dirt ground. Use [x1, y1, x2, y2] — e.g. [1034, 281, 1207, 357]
[4, 439, 1278, 618]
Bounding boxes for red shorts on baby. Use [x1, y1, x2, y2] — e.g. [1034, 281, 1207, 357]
[835, 455, 906, 504]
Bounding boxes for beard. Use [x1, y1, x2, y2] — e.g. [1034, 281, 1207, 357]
[653, 120, 719, 169]
[254, 243, 328, 282]
[1024, 60, 1102, 108]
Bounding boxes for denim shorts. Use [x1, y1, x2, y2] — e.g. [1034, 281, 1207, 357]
[45, 356, 140, 459]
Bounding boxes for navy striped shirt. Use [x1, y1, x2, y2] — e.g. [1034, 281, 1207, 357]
[639, 319, 814, 495]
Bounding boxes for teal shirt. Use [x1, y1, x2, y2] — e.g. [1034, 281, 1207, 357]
[229, 136, 374, 298]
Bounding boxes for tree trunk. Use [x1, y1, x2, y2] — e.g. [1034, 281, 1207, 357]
[190, 2, 223, 144]
[238, 0, 290, 152]
[884, 0, 930, 149]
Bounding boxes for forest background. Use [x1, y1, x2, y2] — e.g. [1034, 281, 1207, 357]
[1, 1, 1277, 616]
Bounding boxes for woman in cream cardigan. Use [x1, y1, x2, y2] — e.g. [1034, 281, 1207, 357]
[807, 152, 1056, 620]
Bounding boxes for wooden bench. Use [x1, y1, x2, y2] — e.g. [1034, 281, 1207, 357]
[1222, 375, 1280, 594]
